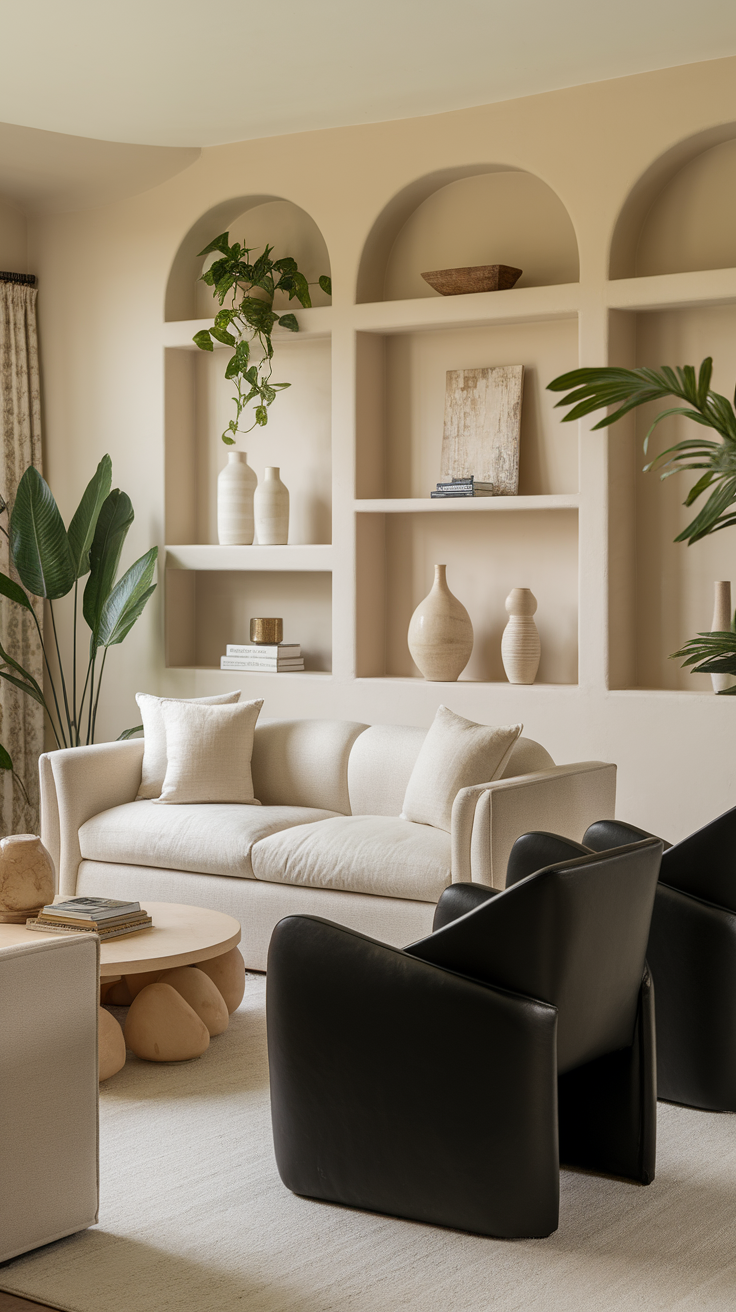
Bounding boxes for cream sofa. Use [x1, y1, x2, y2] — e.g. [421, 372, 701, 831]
[40, 718, 616, 970]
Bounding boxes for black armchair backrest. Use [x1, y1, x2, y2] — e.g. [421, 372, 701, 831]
[585, 809, 736, 914]
[406, 838, 663, 1073]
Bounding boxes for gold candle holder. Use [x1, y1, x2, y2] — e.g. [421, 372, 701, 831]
[250, 617, 283, 645]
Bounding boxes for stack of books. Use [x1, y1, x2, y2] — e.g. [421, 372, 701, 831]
[431, 477, 496, 498]
[26, 897, 153, 940]
[220, 643, 304, 673]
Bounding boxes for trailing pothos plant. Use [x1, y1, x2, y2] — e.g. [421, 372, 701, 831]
[547, 357, 736, 690]
[192, 232, 331, 444]
[0, 455, 158, 746]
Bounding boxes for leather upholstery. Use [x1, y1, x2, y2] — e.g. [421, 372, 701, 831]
[585, 809, 736, 1111]
[506, 830, 592, 887]
[267, 838, 662, 1238]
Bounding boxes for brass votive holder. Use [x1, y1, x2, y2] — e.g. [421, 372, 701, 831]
[250, 617, 283, 645]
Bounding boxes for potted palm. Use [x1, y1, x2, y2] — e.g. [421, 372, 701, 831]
[0, 453, 157, 750]
[547, 358, 736, 689]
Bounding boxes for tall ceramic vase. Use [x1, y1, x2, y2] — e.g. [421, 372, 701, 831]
[217, 451, 257, 545]
[254, 467, 289, 545]
[711, 580, 732, 693]
[407, 564, 473, 681]
[501, 587, 541, 684]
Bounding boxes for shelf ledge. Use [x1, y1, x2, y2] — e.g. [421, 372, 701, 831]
[165, 544, 333, 572]
[163, 305, 332, 348]
[354, 495, 579, 513]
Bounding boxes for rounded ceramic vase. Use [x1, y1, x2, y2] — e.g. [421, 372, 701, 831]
[0, 834, 55, 923]
[217, 450, 257, 545]
[501, 587, 541, 685]
[254, 467, 289, 545]
[407, 564, 473, 682]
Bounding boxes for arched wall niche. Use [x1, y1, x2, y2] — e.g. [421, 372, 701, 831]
[609, 122, 736, 280]
[165, 195, 331, 322]
[356, 165, 579, 304]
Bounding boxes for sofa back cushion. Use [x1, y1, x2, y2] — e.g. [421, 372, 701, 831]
[251, 719, 368, 814]
[348, 724, 555, 817]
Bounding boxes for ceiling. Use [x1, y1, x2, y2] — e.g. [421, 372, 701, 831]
[2, 0, 736, 151]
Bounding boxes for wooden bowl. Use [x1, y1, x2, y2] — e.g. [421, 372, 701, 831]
[421, 264, 523, 296]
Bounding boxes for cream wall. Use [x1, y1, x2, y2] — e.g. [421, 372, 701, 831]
[23, 55, 736, 842]
[0, 197, 27, 273]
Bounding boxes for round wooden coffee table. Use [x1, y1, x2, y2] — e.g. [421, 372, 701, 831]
[0, 903, 243, 1076]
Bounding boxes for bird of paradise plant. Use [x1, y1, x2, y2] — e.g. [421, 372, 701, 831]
[547, 357, 736, 691]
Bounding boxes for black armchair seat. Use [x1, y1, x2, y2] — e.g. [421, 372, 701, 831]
[584, 807, 736, 1113]
[266, 838, 662, 1239]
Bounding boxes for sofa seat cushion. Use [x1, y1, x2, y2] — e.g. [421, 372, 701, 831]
[79, 801, 340, 881]
[251, 815, 452, 902]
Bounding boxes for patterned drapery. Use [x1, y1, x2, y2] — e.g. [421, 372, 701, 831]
[0, 281, 44, 835]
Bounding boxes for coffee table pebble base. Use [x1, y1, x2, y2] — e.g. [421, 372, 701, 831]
[100, 946, 245, 1076]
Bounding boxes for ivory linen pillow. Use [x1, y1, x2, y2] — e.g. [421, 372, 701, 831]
[402, 705, 523, 832]
[136, 691, 241, 799]
[155, 698, 264, 805]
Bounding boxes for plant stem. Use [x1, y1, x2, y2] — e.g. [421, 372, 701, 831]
[86, 653, 96, 746]
[72, 581, 78, 745]
[24, 601, 67, 748]
[77, 654, 93, 743]
[90, 647, 108, 743]
[48, 601, 73, 746]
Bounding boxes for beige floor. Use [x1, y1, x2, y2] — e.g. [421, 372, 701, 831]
[2, 976, 736, 1312]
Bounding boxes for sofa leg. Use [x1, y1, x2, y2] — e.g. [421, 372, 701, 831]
[558, 967, 656, 1185]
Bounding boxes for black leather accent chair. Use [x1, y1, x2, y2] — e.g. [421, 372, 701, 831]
[266, 838, 663, 1239]
[584, 808, 736, 1112]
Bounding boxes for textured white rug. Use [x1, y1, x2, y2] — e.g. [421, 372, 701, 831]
[2, 975, 736, 1312]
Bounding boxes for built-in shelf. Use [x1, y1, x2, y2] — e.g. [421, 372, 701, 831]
[163, 305, 333, 349]
[175, 668, 333, 679]
[606, 266, 736, 310]
[354, 495, 579, 514]
[165, 544, 333, 571]
[350, 283, 579, 335]
[355, 677, 578, 689]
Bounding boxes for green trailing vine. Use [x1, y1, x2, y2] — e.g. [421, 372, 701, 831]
[192, 233, 331, 444]
[547, 357, 736, 690]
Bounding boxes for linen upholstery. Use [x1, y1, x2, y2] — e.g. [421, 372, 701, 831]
[76, 859, 436, 971]
[0, 934, 98, 1262]
[251, 814, 452, 902]
[79, 800, 340, 880]
[136, 690, 241, 799]
[402, 706, 523, 831]
[251, 718, 367, 813]
[157, 698, 263, 804]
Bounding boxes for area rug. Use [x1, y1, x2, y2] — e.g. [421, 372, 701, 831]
[2, 975, 736, 1312]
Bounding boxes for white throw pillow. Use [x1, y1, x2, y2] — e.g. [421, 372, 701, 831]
[155, 698, 264, 805]
[136, 691, 241, 800]
[401, 705, 523, 832]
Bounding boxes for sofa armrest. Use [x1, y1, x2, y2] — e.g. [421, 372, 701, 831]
[41, 739, 145, 896]
[451, 762, 617, 888]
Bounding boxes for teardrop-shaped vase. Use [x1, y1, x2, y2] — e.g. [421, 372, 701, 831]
[217, 451, 257, 545]
[407, 565, 473, 681]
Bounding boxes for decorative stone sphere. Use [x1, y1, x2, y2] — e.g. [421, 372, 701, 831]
[0, 834, 55, 922]
[196, 947, 246, 1014]
[158, 965, 229, 1035]
[124, 983, 210, 1062]
[98, 1006, 126, 1081]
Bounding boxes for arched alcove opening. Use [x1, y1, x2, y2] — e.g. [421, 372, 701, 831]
[165, 196, 331, 322]
[357, 166, 579, 303]
[609, 122, 736, 280]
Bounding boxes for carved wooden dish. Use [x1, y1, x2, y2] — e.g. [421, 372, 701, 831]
[421, 264, 523, 295]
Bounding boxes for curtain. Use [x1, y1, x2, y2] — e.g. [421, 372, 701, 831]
[0, 280, 44, 836]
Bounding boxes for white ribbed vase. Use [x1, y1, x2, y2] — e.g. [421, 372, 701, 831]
[711, 580, 732, 693]
[407, 564, 474, 681]
[501, 587, 541, 685]
[217, 451, 257, 545]
[254, 466, 289, 545]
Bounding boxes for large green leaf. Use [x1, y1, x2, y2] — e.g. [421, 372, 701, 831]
[0, 744, 12, 771]
[67, 454, 113, 578]
[117, 724, 143, 740]
[95, 547, 158, 650]
[83, 489, 134, 643]
[9, 466, 75, 599]
[0, 570, 36, 616]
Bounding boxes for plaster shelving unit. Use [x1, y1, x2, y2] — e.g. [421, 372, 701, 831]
[161, 142, 736, 701]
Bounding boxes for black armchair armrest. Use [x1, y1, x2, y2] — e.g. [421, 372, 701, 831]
[433, 881, 501, 930]
[267, 914, 559, 1239]
[506, 831, 592, 887]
